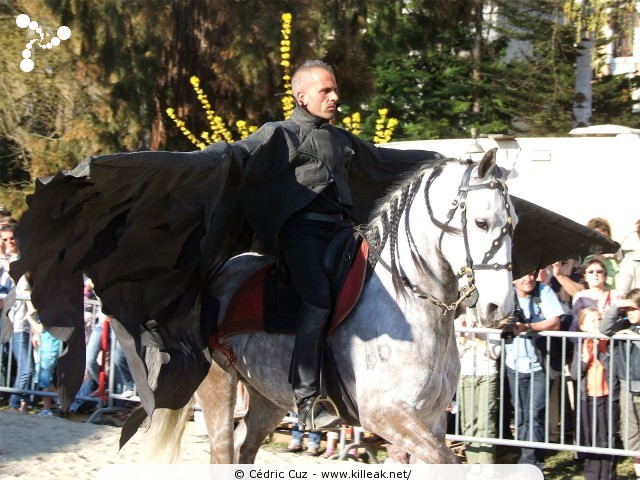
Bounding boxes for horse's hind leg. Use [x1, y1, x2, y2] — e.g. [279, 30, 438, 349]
[234, 385, 288, 463]
[362, 404, 459, 463]
[195, 359, 237, 463]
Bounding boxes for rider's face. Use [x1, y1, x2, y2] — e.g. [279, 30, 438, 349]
[296, 69, 339, 121]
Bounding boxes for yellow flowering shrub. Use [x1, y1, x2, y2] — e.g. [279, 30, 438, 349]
[372, 108, 399, 144]
[167, 12, 398, 148]
[280, 12, 294, 119]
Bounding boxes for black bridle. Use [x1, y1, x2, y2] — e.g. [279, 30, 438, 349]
[412, 161, 514, 312]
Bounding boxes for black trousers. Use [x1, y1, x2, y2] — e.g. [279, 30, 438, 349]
[279, 216, 348, 310]
[579, 396, 619, 480]
[279, 215, 348, 404]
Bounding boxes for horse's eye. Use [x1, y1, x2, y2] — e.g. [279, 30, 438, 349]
[475, 219, 488, 230]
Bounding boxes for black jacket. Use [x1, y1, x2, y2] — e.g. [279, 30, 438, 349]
[235, 107, 436, 251]
[600, 305, 640, 395]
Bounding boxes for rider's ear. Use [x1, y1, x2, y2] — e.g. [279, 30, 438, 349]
[477, 148, 498, 179]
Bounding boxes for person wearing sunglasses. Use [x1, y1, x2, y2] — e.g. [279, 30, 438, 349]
[600, 288, 640, 479]
[0, 223, 19, 271]
[570, 257, 620, 332]
[585, 217, 620, 290]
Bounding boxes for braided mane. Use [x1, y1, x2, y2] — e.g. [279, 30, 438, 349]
[357, 156, 465, 298]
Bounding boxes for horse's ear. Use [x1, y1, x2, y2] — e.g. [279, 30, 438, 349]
[477, 147, 498, 179]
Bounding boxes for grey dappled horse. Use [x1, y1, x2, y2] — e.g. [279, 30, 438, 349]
[143, 149, 517, 464]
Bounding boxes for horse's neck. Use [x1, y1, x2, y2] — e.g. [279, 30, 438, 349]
[368, 176, 452, 308]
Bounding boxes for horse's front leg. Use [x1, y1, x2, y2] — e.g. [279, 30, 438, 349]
[361, 403, 459, 464]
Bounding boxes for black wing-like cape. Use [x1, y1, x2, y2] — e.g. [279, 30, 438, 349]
[10, 144, 250, 420]
[8, 136, 439, 421]
[8, 142, 618, 429]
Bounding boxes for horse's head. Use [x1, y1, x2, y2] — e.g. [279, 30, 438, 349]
[434, 149, 518, 327]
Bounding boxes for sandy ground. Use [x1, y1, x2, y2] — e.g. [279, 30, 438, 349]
[0, 411, 329, 480]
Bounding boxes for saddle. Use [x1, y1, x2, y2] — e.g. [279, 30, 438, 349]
[217, 228, 369, 339]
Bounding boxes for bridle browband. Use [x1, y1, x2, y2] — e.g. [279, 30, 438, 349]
[365, 160, 514, 313]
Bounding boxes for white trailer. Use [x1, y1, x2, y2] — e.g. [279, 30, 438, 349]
[383, 125, 640, 248]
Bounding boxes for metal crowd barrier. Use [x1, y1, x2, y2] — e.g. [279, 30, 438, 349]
[3, 300, 640, 460]
[448, 326, 640, 458]
[0, 297, 139, 421]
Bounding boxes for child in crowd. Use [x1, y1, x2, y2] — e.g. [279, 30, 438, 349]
[572, 307, 618, 480]
[32, 324, 61, 416]
[286, 423, 321, 456]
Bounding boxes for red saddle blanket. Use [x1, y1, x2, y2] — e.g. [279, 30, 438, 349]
[216, 239, 369, 339]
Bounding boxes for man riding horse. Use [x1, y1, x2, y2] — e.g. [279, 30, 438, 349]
[263, 61, 350, 430]
[233, 60, 435, 430]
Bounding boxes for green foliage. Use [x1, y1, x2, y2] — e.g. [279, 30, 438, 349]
[491, 0, 579, 135]
[592, 73, 640, 128]
[0, 0, 638, 219]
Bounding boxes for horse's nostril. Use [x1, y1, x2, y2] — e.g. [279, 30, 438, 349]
[487, 303, 498, 318]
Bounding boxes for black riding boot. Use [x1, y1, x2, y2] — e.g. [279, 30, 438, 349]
[292, 303, 343, 431]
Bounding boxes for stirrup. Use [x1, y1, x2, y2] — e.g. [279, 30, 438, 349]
[301, 396, 342, 431]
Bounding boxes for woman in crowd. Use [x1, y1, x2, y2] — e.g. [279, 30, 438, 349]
[585, 218, 619, 290]
[571, 257, 619, 330]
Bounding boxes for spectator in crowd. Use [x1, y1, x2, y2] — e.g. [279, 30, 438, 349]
[600, 288, 640, 479]
[32, 321, 61, 416]
[616, 221, 640, 295]
[112, 340, 135, 397]
[540, 263, 579, 441]
[571, 307, 618, 480]
[502, 272, 563, 470]
[286, 422, 322, 456]
[455, 313, 501, 463]
[70, 277, 107, 412]
[322, 431, 340, 459]
[617, 251, 640, 296]
[585, 217, 619, 290]
[0, 224, 15, 392]
[7, 274, 39, 413]
[1, 223, 19, 273]
[234, 382, 248, 417]
[550, 259, 585, 309]
[550, 217, 619, 297]
[620, 218, 640, 255]
[571, 257, 619, 329]
[84, 304, 108, 397]
[0, 206, 17, 232]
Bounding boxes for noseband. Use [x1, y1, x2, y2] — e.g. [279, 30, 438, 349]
[410, 161, 513, 312]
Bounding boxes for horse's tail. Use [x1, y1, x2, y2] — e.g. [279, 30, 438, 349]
[140, 399, 194, 463]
